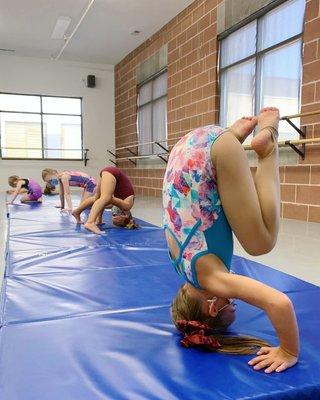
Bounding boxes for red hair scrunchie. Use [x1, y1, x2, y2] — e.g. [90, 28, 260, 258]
[176, 320, 221, 350]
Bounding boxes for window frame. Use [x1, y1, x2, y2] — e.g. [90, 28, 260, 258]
[0, 92, 83, 160]
[137, 68, 168, 156]
[218, 0, 304, 128]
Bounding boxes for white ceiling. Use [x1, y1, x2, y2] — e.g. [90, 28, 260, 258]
[0, 0, 194, 65]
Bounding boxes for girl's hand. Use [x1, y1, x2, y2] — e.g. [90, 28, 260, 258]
[248, 346, 298, 373]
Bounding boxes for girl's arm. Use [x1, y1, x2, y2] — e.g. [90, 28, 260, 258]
[60, 174, 73, 211]
[58, 180, 65, 208]
[197, 261, 299, 373]
[7, 181, 24, 204]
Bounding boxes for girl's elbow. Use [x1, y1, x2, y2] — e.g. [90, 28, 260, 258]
[268, 292, 292, 312]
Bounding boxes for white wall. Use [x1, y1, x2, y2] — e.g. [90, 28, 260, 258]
[0, 54, 115, 190]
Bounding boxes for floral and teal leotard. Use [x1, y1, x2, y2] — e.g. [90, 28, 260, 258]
[163, 125, 234, 289]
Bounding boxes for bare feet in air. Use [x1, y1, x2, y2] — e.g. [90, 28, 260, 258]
[228, 116, 258, 143]
[72, 210, 83, 224]
[95, 218, 104, 225]
[84, 222, 105, 235]
[251, 107, 280, 158]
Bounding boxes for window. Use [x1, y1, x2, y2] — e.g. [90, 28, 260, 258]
[137, 70, 168, 155]
[219, 0, 305, 143]
[0, 93, 83, 159]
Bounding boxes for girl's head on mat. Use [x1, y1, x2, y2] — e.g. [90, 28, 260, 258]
[8, 175, 20, 188]
[171, 284, 236, 332]
[171, 283, 270, 354]
[42, 169, 59, 185]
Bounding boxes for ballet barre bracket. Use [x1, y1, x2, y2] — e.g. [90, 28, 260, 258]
[282, 117, 306, 138]
[285, 140, 305, 160]
[157, 154, 168, 164]
[83, 149, 89, 166]
[282, 117, 306, 160]
[155, 142, 169, 153]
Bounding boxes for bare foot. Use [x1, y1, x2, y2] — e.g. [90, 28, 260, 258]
[84, 222, 105, 235]
[228, 116, 258, 143]
[251, 107, 280, 158]
[72, 210, 83, 224]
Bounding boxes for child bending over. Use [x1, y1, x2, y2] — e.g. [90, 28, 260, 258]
[7, 176, 42, 204]
[72, 166, 135, 234]
[42, 169, 96, 212]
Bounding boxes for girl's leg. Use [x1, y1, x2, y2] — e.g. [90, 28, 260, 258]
[81, 190, 94, 203]
[84, 172, 116, 234]
[213, 107, 280, 256]
[20, 195, 31, 203]
[72, 182, 101, 223]
[95, 210, 104, 225]
[72, 197, 95, 223]
[21, 194, 42, 203]
[80, 189, 85, 202]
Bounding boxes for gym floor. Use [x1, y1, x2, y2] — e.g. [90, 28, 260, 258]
[1, 192, 319, 287]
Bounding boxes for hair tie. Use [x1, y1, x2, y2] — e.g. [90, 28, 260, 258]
[176, 320, 221, 350]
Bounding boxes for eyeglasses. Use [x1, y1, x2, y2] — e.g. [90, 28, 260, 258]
[207, 297, 234, 313]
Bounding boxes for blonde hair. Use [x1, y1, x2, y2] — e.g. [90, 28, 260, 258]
[8, 175, 20, 187]
[171, 285, 270, 355]
[42, 168, 58, 181]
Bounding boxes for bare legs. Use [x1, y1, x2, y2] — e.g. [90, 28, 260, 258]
[20, 195, 42, 203]
[83, 172, 116, 234]
[72, 197, 95, 223]
[250, 107, 280, 245]
[213, 107, 280, 256]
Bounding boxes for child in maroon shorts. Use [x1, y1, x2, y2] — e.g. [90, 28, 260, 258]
[72, 166, 135, 234]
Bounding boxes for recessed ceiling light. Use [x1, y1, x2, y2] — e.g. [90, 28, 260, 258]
[131, 30, 141, 36]
[51, 16, 72, 39]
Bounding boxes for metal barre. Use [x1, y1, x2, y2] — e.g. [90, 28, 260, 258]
[115, 153, 169, 162]
[112, 138, 177, 153]
[111, 110, 320, 154]
[109, 109, 320, 162]
[280, 110, 320, 120]
[243, 137, 320, 150]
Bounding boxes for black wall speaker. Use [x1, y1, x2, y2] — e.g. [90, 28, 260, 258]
[87, 75, 96, 88]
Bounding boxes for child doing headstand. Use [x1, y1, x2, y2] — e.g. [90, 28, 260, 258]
[163, 108, 299, 374]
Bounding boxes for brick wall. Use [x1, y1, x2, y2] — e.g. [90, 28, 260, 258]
[114, 0, 320, 222]
[114, 0, 219, 197]
[284, 0, 320, 222]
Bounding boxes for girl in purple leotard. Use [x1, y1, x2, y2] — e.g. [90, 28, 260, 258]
[42, 168, 96, 212]
[7, 175, 42, 204]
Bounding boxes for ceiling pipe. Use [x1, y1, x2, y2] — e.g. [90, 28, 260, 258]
[53, 0, 96, 60]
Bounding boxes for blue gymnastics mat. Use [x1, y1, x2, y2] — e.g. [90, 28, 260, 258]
[1, 198, 320, 400]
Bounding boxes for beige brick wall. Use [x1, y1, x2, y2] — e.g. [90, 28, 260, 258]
[114, 0, 320, 222]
